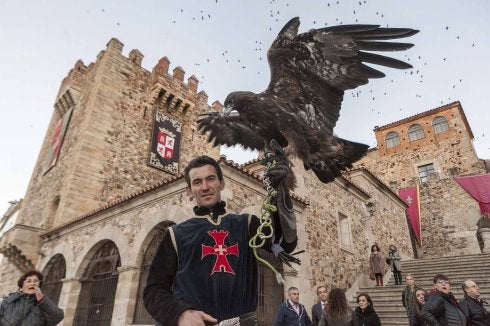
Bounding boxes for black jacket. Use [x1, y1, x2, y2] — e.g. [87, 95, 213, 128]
[420, 290, 467, 326]
[0, 292, 64, 326]
[273, 300, 312, 326]
[410, 303, 428, 326]
[311, 302, 324, 326]
[458, 294, 490, 326]
[352, 305, 381, 326]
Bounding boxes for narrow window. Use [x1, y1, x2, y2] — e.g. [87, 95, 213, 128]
[418, 163, 435, 183]
[338, 213, 352, 249]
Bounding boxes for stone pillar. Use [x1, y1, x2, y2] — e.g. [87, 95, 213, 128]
[480, 228, 490, 253]
[58, 277, 82, 326]
[111, 265, 142, 325]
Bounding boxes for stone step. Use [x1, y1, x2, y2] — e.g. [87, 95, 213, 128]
[349, 254, 490, 326]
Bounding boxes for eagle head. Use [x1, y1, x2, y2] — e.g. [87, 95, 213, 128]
[223, 91, 257, 116]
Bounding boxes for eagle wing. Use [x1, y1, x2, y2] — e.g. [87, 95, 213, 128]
[266, 17, 418, 133]
[197, 113, 266, 150]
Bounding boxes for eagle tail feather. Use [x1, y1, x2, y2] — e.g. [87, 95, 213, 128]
[309, 138, 369, 183]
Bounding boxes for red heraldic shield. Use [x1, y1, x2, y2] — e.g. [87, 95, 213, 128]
[201, 230, 239, 275]
[157, 131, 175, 159]
[398, 186, 422, 244]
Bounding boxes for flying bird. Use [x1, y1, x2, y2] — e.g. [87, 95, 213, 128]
[198, 17, 418, 184]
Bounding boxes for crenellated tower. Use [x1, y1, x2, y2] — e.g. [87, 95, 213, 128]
[0, 38, 220, 268]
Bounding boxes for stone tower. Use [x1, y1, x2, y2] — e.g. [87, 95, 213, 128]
[2, 38, 219, 269]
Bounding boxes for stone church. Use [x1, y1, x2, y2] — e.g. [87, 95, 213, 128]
[0, 38, 486, 325]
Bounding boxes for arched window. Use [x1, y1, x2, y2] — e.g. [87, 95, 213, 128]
[408, 124, 425, 141]
[385, 131, 401, 148]
[432, 116, 449, 134]
[74, 241, 121, 326]
[133, 222, 174, 324]
[42, 254, 66, 305]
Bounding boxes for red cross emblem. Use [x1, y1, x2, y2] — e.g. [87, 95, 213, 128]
[201, 230, 239, 275]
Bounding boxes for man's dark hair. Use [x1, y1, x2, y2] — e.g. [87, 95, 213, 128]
[18, 270, 44, 289]
[433, 273, 449, 284]
[316, 285, 327, 295]
[184, 155, 223, 187]
[288, 286, 299, 293]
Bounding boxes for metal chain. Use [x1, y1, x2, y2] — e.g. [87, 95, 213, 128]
[248, 160, 285, 284]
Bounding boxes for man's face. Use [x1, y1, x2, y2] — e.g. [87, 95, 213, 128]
[317, 287, 328, 302]
[434, 279, 451, 294]
[464, 281, 480, 298]
[288, 289, 300, 304]
[187, 164, 224, 209]
[21, 275, 40, 295]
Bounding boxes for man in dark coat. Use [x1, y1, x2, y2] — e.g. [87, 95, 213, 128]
[421, 274, 467, 326]
[459, 280, 490, 325]
[274, 287, 312, 326]
[143, 155, 299, 326]
[311, 285, 328, 326]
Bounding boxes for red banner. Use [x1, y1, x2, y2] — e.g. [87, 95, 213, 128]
[43, 108, 73, 174]
[455, 173, 490, 216]
[398, 186, 421, 244]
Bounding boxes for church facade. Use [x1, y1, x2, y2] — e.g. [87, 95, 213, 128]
[0, 39, 484, 325]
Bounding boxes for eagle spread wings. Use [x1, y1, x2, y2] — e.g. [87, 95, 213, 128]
[198, 17, 418, 184]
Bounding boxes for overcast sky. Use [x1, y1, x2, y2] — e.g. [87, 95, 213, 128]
[1, 0, 489, 214]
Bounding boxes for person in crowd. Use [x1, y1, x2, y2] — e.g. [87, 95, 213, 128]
[458, 280, 490, 325]
[369, 244, 385, 286]
[402, 274, 422, 316]
[420, 273, 467, 325]
[0, 270, 64, 326]
[143, 155, 300, 326]
[312, 285, 328, 326]
[318, 288, 353, 326]
[274, 287, 312, 326]
[409, 288, 427, 326]
[387, 244, 402, 285]
[352, 293, 381, 326]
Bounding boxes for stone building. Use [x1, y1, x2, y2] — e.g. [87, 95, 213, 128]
[356, 101, 488, 258]
[0, 38, 417, 325]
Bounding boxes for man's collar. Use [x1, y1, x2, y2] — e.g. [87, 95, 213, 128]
[193, 201, 226, 218]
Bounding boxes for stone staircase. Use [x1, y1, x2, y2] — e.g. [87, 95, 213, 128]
[351, 253, 490, 326]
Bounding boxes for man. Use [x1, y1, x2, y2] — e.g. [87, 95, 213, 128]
[273, 287, 312, 326]
[143, 155, 299, 326]
[311, 285, 328, 326]
[459, 280, 490, 325]
[420, 274, 467, 325]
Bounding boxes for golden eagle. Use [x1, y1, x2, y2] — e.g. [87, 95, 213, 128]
[198, 17, 418, 183]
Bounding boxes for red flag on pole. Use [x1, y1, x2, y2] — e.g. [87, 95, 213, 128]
[398, 186, 421, 244]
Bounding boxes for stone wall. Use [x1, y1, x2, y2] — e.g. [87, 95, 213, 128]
[356, 102, 486, 257]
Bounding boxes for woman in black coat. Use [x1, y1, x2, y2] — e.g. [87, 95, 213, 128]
[410, 289, 427, 326]
[352, 293, 381, 326]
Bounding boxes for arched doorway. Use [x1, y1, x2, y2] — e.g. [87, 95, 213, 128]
[133, 221, 174, 324]
[41, 254, 66, 305]
[73, 241, 121, 326]
[256, 249, 284, 325]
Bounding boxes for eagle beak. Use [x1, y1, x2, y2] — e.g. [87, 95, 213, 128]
[223, 106, 234, 116]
